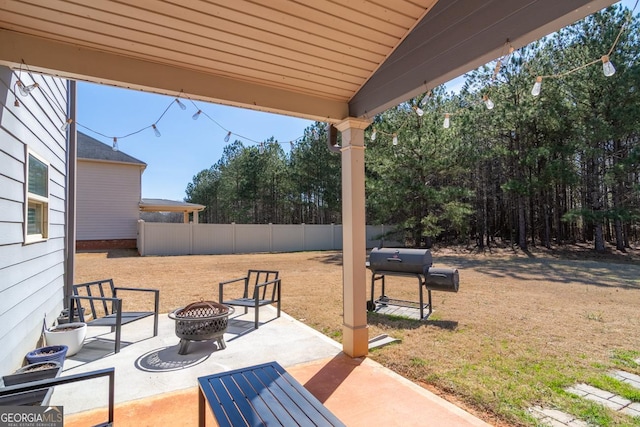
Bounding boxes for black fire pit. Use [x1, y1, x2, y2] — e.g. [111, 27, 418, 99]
[169, 301, 234, 355]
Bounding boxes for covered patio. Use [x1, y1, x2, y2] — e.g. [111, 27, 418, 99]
[0, 0, 616, 358]
[0, 1, 618, 424]
[53, 307, 490, 426]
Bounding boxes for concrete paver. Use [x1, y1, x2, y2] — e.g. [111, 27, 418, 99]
[610, 370, 640, 390]
[566, 379, 640, 421]
[529, 406, 588, 427]
[622, 405, 640, 418]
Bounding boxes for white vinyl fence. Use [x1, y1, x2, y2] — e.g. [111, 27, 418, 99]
[137, 221, 402, 256]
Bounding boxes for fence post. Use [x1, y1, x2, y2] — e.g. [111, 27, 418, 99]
[232, 222, 236, 254]
[301, 223, 305, 251]
[189, 221, 194, 255]
[137, 220, 145, 256]
[269, 223, 273, 252]
[331, 223, 335, 249]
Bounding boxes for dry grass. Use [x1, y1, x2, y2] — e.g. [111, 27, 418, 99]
[75, 245, 640, 426]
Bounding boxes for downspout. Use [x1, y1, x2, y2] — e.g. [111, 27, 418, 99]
[64, 80, 77, 308]
[326, 123, 341, 153]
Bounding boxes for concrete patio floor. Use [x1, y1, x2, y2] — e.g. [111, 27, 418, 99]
[50, 307, 490, 426]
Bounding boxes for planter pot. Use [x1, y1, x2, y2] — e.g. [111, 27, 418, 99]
[1, 361, 62, 406]
[25, 345, 68, 367]
[56, 307, 86, 324]
[2, 361, 62, 386]
[44, 322, 87, 356]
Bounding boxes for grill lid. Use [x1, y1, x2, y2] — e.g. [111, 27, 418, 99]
[368, 247, 432, 275]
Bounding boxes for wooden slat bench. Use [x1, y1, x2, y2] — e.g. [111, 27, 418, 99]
[198, 361, 345, 427]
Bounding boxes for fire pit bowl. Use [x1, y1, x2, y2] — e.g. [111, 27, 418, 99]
[168, 301, 234, 355]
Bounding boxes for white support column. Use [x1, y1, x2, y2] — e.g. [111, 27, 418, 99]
[336, 117, 371, 357]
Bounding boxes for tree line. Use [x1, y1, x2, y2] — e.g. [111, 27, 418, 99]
[186, 5, 640, 252]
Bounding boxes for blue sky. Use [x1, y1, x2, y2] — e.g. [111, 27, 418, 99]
[77, 86, 314, 201]
[76, 0, 635, 201]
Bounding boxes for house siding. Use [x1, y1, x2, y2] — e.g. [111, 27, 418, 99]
[0, 66, 67, 374]
[76, 160, 142, 240]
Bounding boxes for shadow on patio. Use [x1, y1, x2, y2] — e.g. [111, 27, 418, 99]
[53, 307, 489, 426]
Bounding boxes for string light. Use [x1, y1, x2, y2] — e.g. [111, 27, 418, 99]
[9, 2, 637, 154]
[420, 90, 432, 106]
[9, 63, 305, 152]
[443, 113, 451, 129]
[483, 95, 495, 110]
[17, 80, 38, 97]
[112, 137, 118, 151]
[601, 55, 616, 76]
[528, 2, 635, 96]
[531, 76, 543, 96]
[61, 118, 72, 132]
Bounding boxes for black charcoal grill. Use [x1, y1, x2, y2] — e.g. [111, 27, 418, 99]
[366, 247, 459, 320]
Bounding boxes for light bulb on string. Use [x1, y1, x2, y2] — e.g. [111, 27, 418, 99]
[370, 128, 377, 141]
[443, 113, 451, 129]
[420, 90, 431, 107]
[175, 98, 187, 110]
[112, 137, 119, 152]
[414, 106, 424, 116]
[531, 76, 542, 97]
[259, 142, 265, 154]
[392, 133, 398, 146]
[483, 95, 494, 110]
[192, 110, 201, 120]
[152, 124, 161, 137]
[224, 131, 231, 143]
[17, 81, 39, 97]
[61, 118, 72, 132]
[601, 55, 615, 77]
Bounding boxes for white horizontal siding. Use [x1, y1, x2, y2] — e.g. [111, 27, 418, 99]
[77, 160, 142, 240]
[0, 67, 67, 375]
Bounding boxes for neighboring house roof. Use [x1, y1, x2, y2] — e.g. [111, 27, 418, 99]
[140, 199, 205, 213]
[78, 132, 147, 167]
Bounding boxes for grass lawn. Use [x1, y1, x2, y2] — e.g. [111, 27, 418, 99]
[75, 245, 640, 426]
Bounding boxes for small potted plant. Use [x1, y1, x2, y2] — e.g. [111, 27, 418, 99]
[25, 345, 68, 367]
[44, 322, 87, 356]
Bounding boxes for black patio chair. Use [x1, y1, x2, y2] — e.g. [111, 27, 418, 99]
[218, 270, 281, 329]
[70, 279, 159, 353]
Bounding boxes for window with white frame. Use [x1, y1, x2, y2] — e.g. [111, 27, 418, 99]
[25, 149, 49, 242]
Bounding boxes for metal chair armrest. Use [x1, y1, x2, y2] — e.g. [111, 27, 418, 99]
[113, 286, 159, 294]
[219, 277, 249, 301]
[218, 277, 248, 286]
